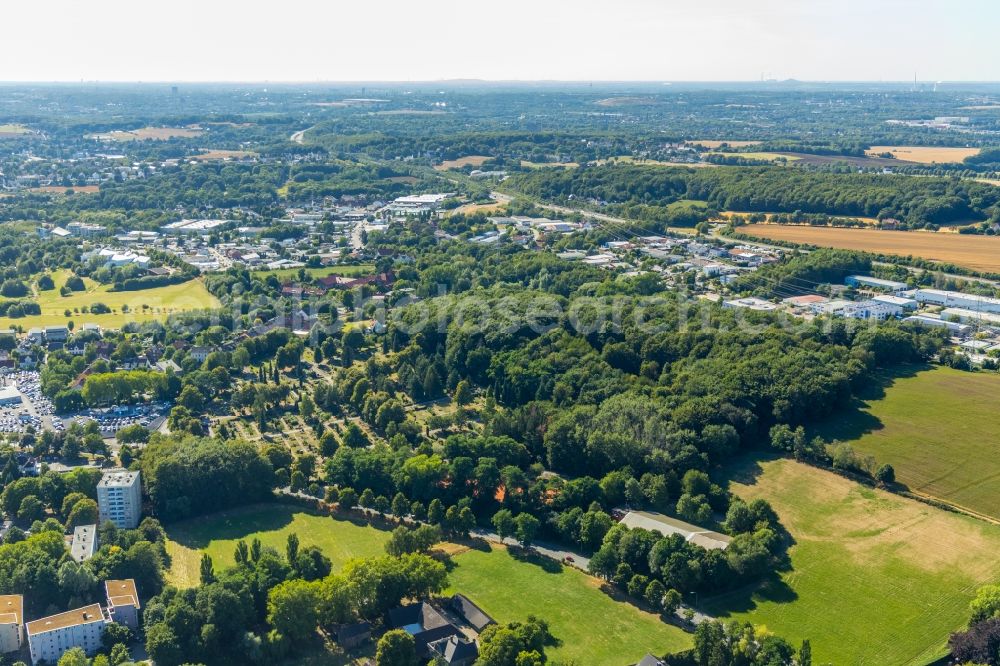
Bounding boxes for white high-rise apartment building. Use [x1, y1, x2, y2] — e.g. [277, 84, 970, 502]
[96, 470, 142, 529]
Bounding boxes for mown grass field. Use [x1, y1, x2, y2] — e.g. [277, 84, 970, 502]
[251, 264, 375, 280]
[0, 269, 220, 330]
[166, 504, 691, 664]
[165, 504, 391, 587]
[706, 457, 1000, 665]
[446, 544, 692, 665]
[816, 365, 1000, 521]
[741, 224, 1000, 272]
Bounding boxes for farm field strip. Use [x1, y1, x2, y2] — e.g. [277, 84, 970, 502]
[434, 155, 491, 170]
[741, 223, 1000, 273]
[866, 145, 980, 163]
[816, 366, 1000, 521]
[688, 139, 761, 148]
[707, 457, 1000, 665]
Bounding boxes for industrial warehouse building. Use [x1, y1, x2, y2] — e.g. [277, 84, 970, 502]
[913, 289, 1000, 314]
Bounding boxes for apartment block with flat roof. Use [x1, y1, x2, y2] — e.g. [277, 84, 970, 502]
[26, 604, 107, 664]
[0, 595, 23, 654]
[104, 580, 140, 630]
[97, 470, 142, 529]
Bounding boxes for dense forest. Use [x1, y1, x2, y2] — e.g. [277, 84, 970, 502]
[506, 164, 1000, 226]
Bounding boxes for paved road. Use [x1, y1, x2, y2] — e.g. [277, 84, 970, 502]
[351, 220, 368, 251]
[274, 489, 713, 626]
[290, 126, 313, 144]
[470, 528, 591, 571]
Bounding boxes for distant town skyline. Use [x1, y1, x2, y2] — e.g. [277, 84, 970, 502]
[1, 0, 998, 83]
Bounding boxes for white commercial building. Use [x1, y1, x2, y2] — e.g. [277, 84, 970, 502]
[903, 315, 972, 337]
[841, 299, 903, 321]
[26, 604, 107, 664]
[913, 289, 1000, 314]
[0, 387, 21, 407]
[872, 294, 917, 311]
[0, 595, 23, 655]
[722, 297, 777, 311]
[845, 275, 909, 293]
[941, 307, 1000, 327]
[97, 470, 142, 529]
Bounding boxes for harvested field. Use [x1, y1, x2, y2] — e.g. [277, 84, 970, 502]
[188, 149, 257, 161]
[434, 155, 491, 170]
[866, 145, 980, 163]
[707, 456, 1000, 665]
[448, 201, 506, 216]
[520, 160, 579, 169]
[27, 185, 100, 194]
[87, 126, 204, 141]
[741, 223, 1000, 272]
[595, 96, 660, 107]
[706, 151, 801, 162]
[688, 139, 761, 149]
[788, 153, 905, 168]
[0, 124, 30, 137]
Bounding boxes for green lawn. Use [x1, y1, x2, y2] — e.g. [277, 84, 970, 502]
[166, 504, 691, 664]
[0, 268, 220, 330]
[165, 504, 391, 587]
[252, 264, 375, 281]
[706, 457, 1000, 665]
[815, 365, 1000, 520]
[447, 544, 692, 665]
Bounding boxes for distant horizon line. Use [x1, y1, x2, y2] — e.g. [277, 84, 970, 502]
[0, 78, 997, 85]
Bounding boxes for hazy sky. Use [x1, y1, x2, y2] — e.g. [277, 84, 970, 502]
[2, 0, 997, 82]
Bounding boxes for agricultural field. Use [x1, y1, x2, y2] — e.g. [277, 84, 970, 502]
[447, 200, 507, 216]
[866, 145, 980, 164]
[188, 149, 258, 161]
[0, 123, 30, 137]
[434, 155, 491, 170]
[706, 151, 801, 163]
[706, 457, 1000, 665]
[166, 504, 391, 587]
[251, 264, 375, 280]
[0, 269, 220, 330]
[688, 139, 761, 149]
[446, 543, 692, 665]
[27, 185, 101, 194]
[519, 160, 580, 169]
[816, 365, 1000, 521]
[86, 126, 204, 141]
[722, 211, 880, 225]
[740, 224, 1000, 273]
